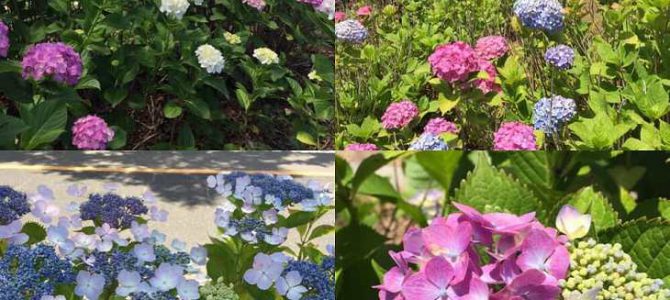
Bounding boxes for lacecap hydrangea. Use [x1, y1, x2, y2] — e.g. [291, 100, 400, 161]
[195, 44, 225, 74]
[493, 121, 537, 150]
[381, 100, 419, 130]
[0, 186, 29, 225]
[21, 42, 83, 86]
[72, 115, 115, 150]
[80, 192, 148, 229]
[335, 19, 368, 44]
[0, 21, 9, 57]
[545, 44, 575, 70]
[408, 133, 449, 151]
[532, 95, 576, 134]
[428, 41, 479, 83]
[513, 0, 564, 33]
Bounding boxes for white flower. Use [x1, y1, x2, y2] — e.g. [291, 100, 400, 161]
[195, 44, 225, 74]
[253, 47, 279, 65]
[193, 0, 204, 6]
[556, 205, 592, 240]
[160, 0, 191, 19]
[315, 0, 335, 20]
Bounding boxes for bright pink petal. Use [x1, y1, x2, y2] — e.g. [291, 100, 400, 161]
[424, 257, 454, 289]
[546, 245, 570, 280]
[517, 229, 556, 272]
[423, 222, 472, 258]
[402, 273, 443, 300]
[382, 267, 407, 293]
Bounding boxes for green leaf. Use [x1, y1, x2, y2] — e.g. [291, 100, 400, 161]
[371, 259, 388, 282]
[235, 84, 253, 111]
[454, 154, 542, 217]
[163, 101, 183, 119]
[21, 222, 46, 245]
[108, 126, 127, 150]
[0, 60, 22, 74]
[184, 99, 211, 120]
[567, 187, 618, 233]
[350, 152, 408, 195]
[20, 101, 68, 150]
[569, 114, 632, 149]
[414, 152, 463, 191]
[358, 173, 427, 226]
[103, 88, 128, 107]
[623, 75, 670, 120]
[75, 77, 101, 90]
[296, 131, 317, 146]
[309, 225, 334, 240]
[177, 124, 196, 149]
[0, 114, 29, 147]
[278, 211, 320, 228]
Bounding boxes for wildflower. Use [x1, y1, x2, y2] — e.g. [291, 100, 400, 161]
[0, 21, 9, 57]
[253, 47, 279, 65]
[475, 36, 508, 60]
[532, 95, 576, 134]
[408, 133, 449, 150]
[335, 19, 368, 43]
[423, 118, 459, 135]
[513, 0, 564, 32]
[223, 32, 242, 44]
[75, 271, 106, 300]
[242, 0, 266, 11]
[21, 42, 83, 86]
[196, 44, 225, 74]
[381, 100, 419, 129]
[428, 41, 479, 83]
[160, 0, 190, 19]
[244, 253, 284, 290]
[493, 121, 537, 150]
[72, 115, 115, 150]
[545, 44, 575, 70]
[344, 143, 379, 151]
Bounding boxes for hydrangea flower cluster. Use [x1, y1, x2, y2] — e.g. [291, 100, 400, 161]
[196, 44, 225, 74]
[242, 0, 267, 11]
[423, 118, 458, 135]
[0, 21, 9, 57]
[72, 115, 115, 150]
[473, 58, 501, 94]
[0, 244, 75, 300]
[80, 193, 148, 229]
[474, 35, 509, 61]
[344, 143, 379, 151]
[0, 185, 29, 225]
[335, 20, 368, 43]
[253, 47, 279, 65]
[561, 239, 670, 299]
[208, 172, 330, 245]
[428, 41, 479, 83]
[21, 42, 83, 86]
[545, 44, 575, 70]
[381, 100, 419, 130]
[533, 95, 577, 134]
[375, 203, 569, 299]
[493, 121, 537, 150]
[513, 0, 564, 33]
[159, 0, 191, 19]
[408, 133, 449, 150]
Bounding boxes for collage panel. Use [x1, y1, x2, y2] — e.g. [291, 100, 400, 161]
[0, 151, 334, 299]
[335, 151, 670, 299]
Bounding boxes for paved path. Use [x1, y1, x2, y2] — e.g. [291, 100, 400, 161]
[0, 151, 334, 251]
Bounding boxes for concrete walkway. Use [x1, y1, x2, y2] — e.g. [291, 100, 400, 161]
[0, 151, 334, 251]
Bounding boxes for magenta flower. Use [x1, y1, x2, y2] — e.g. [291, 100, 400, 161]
[472, 59, 501, 94]
[335, 12, 346, 22]
[474, 36, 508, 60]
[72, 115, 115, 150]
[0, 21, 9, 57]
[493, 122, 537, 151]
[422, 220, 472, 259]
[401, 257, 458, 300]
[428, 42, 479, 83]
[423, 118, 458, 135]
[344, 143, 379, 151]
[490, 269, 561, 300]
[21, 42, 83, 86]
[357, 5, 372, 16]
[381, 101, 419, 129]
[516, 229, 570, 281]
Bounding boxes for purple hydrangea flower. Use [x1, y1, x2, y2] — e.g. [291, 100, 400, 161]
[532, 95, 576, 134]
[80, 193, 148, 229]
[0, 21, 9, 57]
[493, 121, 537, 151]
[381, 100, 419, 129]
[544, 44, 575, 70]
[513, 0, 564, 33]
[423, 118, 458, 135]
[335, 19, 368, 43]
[72, 115, 115, 150]
[408, 133, 449, 151]
[344, 143, 379, 151]
[474, 36, 508, 60]
[21, 42, 83, 86]
[428, 41, 479, 83]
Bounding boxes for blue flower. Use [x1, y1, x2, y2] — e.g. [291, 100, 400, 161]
[532, 95, 577, 134]
[0, 186, 29, 225]
[545, 45, 575, 70]
[80, 193, 148, 229]
[513, 0, 564, 33]
[219, 172, 314, 205]
[408, 133, 449, 150]
[335, 19, 368, 43]
[282, 258, 335, 300]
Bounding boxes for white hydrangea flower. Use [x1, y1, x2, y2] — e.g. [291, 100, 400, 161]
[195, 44, 225, 74]
[315, 0, 335, 20]
[160, 0, 191, 19]
[253, 48, 279, 65]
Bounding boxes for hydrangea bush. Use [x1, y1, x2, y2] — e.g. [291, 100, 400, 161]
[0, 171, 334, 299]
[336, 151, 670, 299]
[336, 0, 670, 150]
[0, 0, 334, 150]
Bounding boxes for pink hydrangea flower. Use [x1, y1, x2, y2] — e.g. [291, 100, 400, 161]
[298, 0, 323, 6]
[428, 41, 479, 83]
[72, 115, 115, 150]
[242, 0, 266, 10]
[473, 59, 501, 94]
[381, 101, 419, 130]
[335, 11, 346, 22]
[357, 5, 372, 16]
[423, 118, 458, 135]
[0, 21, 9, 58]
[474, 36, 509, 60]
[344, 143, 379, 151]
[493, 122, 537, 151]
[21, 42, 83, 86]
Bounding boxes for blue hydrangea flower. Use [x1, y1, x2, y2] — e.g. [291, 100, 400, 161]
[0, 244, 75, 300]
[408, 133, 449, 151]
[80, 193, 148, 229]
[282, 258, 335, 300]
[513, 0, 564, 33]
[335, 19, 368, 43]
[0, 186, 29, 225]
[532, 95, 577, 134]
[545, 45, 575, 70]
[219, 172, 314, 205]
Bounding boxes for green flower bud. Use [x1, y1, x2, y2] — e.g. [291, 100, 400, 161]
[200, 277, 240, 300]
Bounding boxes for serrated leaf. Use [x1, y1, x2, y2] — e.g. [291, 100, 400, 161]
[568, 187, 618, 232]
[21, 222, 46, 245]
[309, 225, 334, 241]
[414, 151, 463, 191]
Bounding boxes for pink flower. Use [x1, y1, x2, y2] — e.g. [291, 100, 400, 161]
[357, 5, 372, 16]
[335, 11, 346, 22]
[242, 0, 266, 10]
[0, 21, 9, 57]
[428, 42, 479, 83]
[381, 101, 419, 129]
[423, 118, 458, 135]
[474, 36, 508, 60]
[21, 42, 83, 86]
[72, 115, 115, 150]
[493, 122, 537, 151]
[401, 257, 459, 300]
[344, 143, 379, 151]
[490, 270, 561, 300]
[516, 229, 570, 281]
[472, 59, 501, 94]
